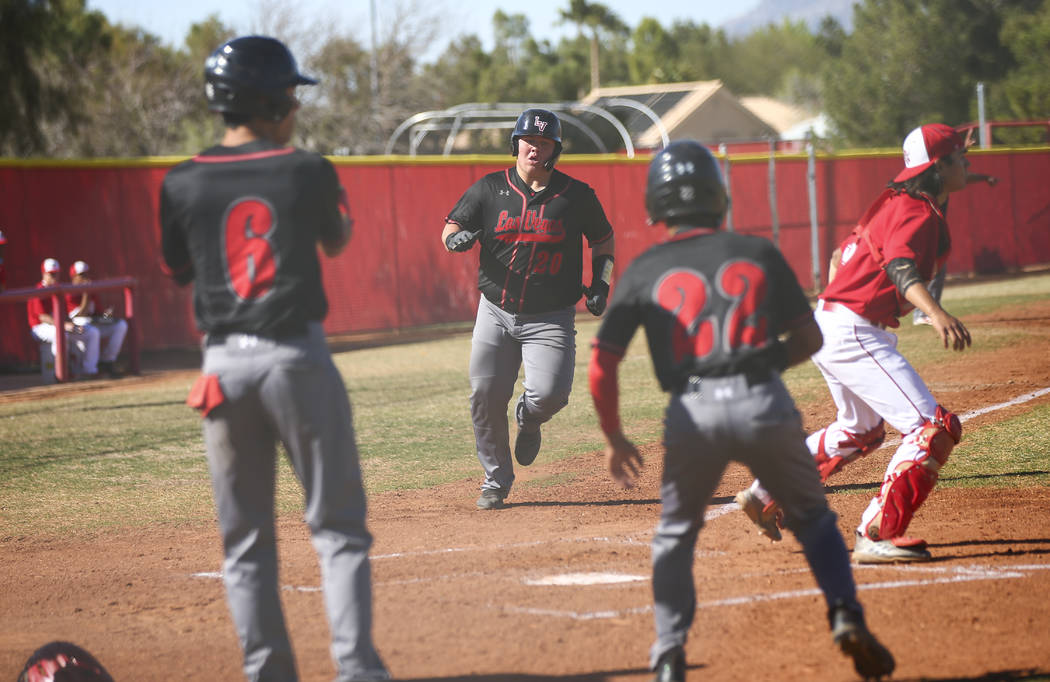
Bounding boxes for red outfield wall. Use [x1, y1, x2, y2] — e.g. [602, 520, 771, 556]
[1, 148, 1047, 368]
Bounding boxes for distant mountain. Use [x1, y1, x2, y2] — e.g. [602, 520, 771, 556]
[721, 0, 857, 37]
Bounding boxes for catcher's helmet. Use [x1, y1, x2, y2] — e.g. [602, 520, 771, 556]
[645, 140, 728, 227]
[511, 108, 563, 170]
[204, 36, 317, 122]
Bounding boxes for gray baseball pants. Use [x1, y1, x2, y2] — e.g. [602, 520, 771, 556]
[650, 374, 860, 668]
[201, 322, 387, 682]
[469, 296, 576, 493]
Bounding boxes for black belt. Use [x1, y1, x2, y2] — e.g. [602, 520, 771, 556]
[205, 326, 309, 346]
[679, 367, 772, 393]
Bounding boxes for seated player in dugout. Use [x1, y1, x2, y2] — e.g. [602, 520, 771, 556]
[441, 107, 615, 511]
[66, 260, 128, 378]
[589, 140, 895, 682]
[736, 123, 973, 564]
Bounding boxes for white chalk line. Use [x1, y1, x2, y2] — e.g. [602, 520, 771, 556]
[191, 388, 1050, 600]
[500, 563, 1050, 621]
[868, 385, 1050, 453]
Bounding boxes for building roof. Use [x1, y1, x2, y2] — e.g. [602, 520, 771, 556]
[578, 81, 779, 150]
[738, 96, 814, 135]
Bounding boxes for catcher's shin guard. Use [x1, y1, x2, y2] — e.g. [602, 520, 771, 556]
[865, 406, 961, 541]
[813, 421, 886, 482]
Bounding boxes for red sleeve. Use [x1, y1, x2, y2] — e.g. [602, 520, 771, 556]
[880, 200, 940, 269]
[27, 297, 45, 327]
[589, 344, 623, 436]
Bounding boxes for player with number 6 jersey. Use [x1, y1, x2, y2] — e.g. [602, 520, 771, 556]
[160, 35, 388, 682]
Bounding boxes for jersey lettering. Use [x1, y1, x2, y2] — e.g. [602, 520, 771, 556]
[531, 251, 563, 275]
[654, 260, 770, 365]
[655, 269, 715, 365]
[224, 198, 277, 300]
[494, 209, 566, 243]
[718, 260, 768, 350]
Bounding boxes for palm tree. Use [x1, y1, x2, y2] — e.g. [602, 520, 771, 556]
[558, 0, 628, 92]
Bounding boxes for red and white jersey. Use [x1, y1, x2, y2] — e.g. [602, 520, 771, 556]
[66, 292, 100, 317]
[823, 190, 949, 328]
[26, 281, 54, 327]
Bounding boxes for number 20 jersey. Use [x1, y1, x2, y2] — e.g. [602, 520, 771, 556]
[160, 140, 346, 337]
[594, 229, 813, 392]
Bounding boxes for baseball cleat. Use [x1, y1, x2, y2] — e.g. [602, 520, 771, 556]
[853, 531, 931, 563]
[734, 489, 783, 542]
[651, 646, 685, 682]
[514, 426, 542, 466]
[476, 488, 507, 510]
[830, 605, 896, 680]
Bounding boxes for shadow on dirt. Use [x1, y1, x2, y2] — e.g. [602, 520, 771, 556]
[392, 665, 703, 681]
[894, 669, 1049, 681]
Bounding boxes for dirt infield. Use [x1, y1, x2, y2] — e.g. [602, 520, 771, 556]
[2, 302, 1050, 681]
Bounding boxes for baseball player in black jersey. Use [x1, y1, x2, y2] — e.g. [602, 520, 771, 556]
[159, 36, 388, 682]
[589, 141, 894, 682]
[442, 108, 616, 510]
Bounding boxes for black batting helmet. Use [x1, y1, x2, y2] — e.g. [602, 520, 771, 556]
[511, 108, 563, 170]
[645, 140, 729, 227]
[204, 36, 317, 122]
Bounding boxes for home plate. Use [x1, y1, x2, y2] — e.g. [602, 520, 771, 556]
[524, 572, 648, 586]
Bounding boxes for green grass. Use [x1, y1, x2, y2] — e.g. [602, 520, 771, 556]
[1, 272, 1049, 536]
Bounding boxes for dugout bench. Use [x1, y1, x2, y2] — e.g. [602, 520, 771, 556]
[1, 277, 139, 382]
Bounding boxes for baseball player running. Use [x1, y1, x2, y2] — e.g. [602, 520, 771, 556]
[160, 36, 388, 682]
[737, 123, 972, 564]
[442, 107, 615, 510]
[590, 141, 895, 682]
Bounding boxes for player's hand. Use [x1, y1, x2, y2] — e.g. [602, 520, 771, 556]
[445, 229, 479, 252]
[584, 282, 609, 316]
[605, 432, 642, 488]
[929, 310, 972, 351]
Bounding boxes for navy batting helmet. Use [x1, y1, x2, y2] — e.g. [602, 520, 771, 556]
[645, 141, 729, 227]
[204, 36, 317, 122]
[511, 108, 563, 170]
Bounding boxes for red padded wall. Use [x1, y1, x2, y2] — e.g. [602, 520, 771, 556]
[2, 149, 1048, 368]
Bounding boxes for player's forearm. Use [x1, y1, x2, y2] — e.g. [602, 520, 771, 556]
[589, 345, 622, 435]
[592, 236, 615, 259]
[441, 222, 460, 250]
[902, 280, 944, 320]
[781, 317, 823, 369]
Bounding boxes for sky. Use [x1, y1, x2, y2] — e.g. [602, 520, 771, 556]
[86, 0, 763, 59]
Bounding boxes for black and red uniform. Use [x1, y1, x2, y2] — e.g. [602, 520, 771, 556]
[160, 139, 347, 337]
[447, 167, 613, 314]
[594, 228, 811, 396]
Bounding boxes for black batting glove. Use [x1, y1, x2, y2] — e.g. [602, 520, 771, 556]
[445, 229, 480, 252]
[585, 282, 609, 316]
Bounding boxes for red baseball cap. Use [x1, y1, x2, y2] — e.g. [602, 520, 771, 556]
[41, 258, 61, 274]
[70, 260, 89, 278]
[894, 123, 965, 183]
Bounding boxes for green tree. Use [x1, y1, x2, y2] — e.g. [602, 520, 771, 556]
[823, 0, 1018, 146]
[557, 0, 628, 92]
[629, 18, 678, 83]
[1, 0, 111, 157]
[668, 21, 731, 82]
[723, 19, 825, 96]
[993, 0, 1050, 141]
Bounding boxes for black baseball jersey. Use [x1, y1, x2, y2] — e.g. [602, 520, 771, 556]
[594, 229, 812, 392]
[160, 140, 348, 337]
[446, 168, 614, 314]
